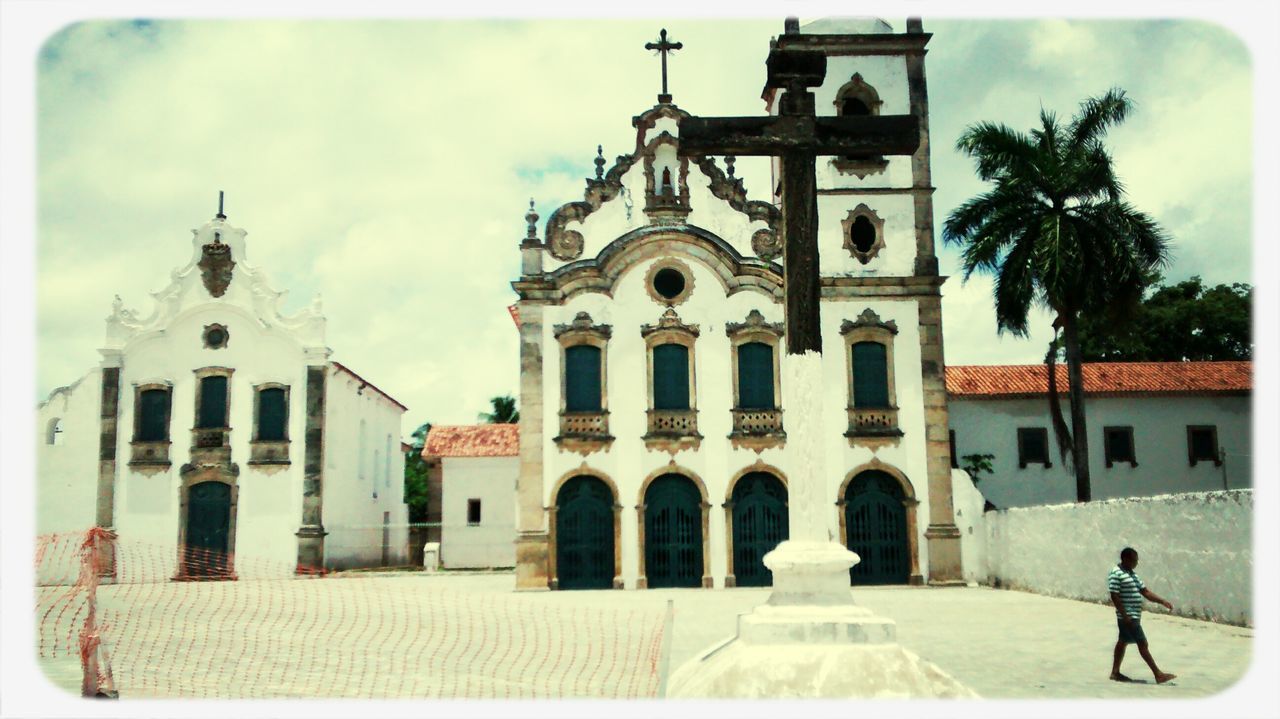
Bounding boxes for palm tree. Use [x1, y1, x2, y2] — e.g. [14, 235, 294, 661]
[943, 88, 1171, 502]
[479, 395, 519, 424]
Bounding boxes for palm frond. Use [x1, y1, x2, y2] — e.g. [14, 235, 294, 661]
[1070, 87, 1133, 147]
[955, 122, 1037, 182]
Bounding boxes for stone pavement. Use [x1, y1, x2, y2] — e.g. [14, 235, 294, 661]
[432, 572, 1253, 699]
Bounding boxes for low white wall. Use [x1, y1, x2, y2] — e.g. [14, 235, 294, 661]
[441, 456, 517, 569]
[950, 468, 988, 585]
[984, 490, 1252, 625]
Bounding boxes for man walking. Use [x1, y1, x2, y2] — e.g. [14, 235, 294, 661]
[1109, 547, 1177, 683]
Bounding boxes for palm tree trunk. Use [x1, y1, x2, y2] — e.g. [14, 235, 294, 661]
[1045, 331, 1072, 466]
[1061, 314, 1092, 502]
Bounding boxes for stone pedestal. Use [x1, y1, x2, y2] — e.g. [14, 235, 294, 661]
[666, 540, 976, 699]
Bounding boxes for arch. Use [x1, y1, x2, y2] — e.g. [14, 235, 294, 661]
[842, 471, 910, 585]
[724, 460, 789, 503]
[176, 467, 239, 580]
[727, 471, 789, 588]
[837, 460, 921, 585]
[547, 467, 621, 590]
[553, 475, 619, 590]
[641, 474, 706, 589]
[46, 417, 64, 446]
[635, 465, 712, 589]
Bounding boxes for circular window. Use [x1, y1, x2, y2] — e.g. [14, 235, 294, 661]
[203, 323, 229, 350]
[850, 215, 877, 254]
[653, 268, 686, 300]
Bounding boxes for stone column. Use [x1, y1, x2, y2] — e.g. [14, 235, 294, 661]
[919, 293, 963, 584]
[514, 302, 550, 590]
[296, 362, 328, 572]
[94, 351, 123, 579]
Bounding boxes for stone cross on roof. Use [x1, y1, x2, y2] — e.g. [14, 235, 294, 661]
[645, 28, 683, 104]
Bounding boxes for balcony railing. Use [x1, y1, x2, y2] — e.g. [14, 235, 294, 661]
[190, 427, 232, 465]
[248, 439, 291, 465]
[646, 408, 699, 437]
[128, 439, 172, 468]
[845, 406, 902, 438]
[559, 411, 610, 438]
[731, 408, 784, 435]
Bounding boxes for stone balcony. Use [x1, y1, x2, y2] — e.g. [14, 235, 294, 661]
[644, 408, 702, 452]
[248, 439, 291, 469]
[190, 427, 232, 465]
[128, 440, 172, 473]
[845, 406, 903, 447]
[554, 411, 614, 455]
[729, 408, 786, 451]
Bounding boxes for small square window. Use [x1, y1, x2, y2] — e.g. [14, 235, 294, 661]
[1103, 427, 1137, 468]
[467, 499, 482, 526]
[1187, 426, 1221, 467]
[1017, 428, 1051, 468]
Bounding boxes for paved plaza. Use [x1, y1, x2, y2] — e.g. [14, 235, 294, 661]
[39, 570, 1253, 700]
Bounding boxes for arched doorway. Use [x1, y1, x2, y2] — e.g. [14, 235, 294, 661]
[644, 474, 703, 588]
[730, 472, 788, 587]
[185, 481, 232, 578]
[555, 475, 615, 590]
[844, 470, 909, 585]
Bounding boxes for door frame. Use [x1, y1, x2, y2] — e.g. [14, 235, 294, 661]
[836, 460, 922, 585]
[547, 470, 622, 590]
[176, 466, 239, 580]
[636, 468, 711, 589]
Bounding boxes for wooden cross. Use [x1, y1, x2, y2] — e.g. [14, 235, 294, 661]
[645, 28, 683, 103]
[680, 40, 920, 356]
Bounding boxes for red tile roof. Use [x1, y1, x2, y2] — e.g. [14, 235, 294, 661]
[947, 361, 1251, 399]
[423, 424, 519, 458]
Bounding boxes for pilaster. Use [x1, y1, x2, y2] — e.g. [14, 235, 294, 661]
[296, 364, 328, 572]
[515, 302, 550, 590]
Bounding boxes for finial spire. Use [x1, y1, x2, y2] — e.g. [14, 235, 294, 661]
[784, 17, 800, 34]
[645, 28, 683, 104]
[216, 190, 226, 220]
[525, 198, 539, 240]
[725, 155, 736, 179]
[594, 145, 605, 180]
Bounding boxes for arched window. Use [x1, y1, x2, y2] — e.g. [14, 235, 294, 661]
[851, 341, 890, 408]
[256, 387, 288, 441]
[564, 344, 602, 412]
[737, 342, 775, 410]
[832, 73, 888, 176]
[46, 418, 64, 446]
[137, 388, 172, 441]
[653, 343, 690, 410]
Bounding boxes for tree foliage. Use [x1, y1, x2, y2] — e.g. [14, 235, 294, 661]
[943, 87, 1171, 503]
[1077, 276, 1251, 361]
[479, 395, 519, 424]
[403, 422, 431, 523]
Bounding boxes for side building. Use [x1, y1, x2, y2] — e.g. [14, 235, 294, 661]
[511, 18, 963, 590]
[36, 207, 410, 579]
[422, 424, 519, 569]
[947, 361, 1251, 508]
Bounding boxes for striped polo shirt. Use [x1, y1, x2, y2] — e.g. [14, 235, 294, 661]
[1108, 565, 1146, 619]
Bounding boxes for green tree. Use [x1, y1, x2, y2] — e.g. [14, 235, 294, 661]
[478, 395, 519, 424]
[944, 88, 1171, 503]
[403, 422, 431, 523]
[1078, 276, 1251, 361]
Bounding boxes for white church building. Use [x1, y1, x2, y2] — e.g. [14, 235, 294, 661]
[36, 206, 410, 579]
[511, 18, 964, 590]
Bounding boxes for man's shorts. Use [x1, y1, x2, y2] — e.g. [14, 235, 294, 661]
[1117, 616, 1147, 645]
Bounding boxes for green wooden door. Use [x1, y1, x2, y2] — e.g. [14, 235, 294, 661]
[556, 476, 614, 590]
[644, 474, 702, 588]
[731, 472, 788, 587]
[844, 471, 908, 585]
[186, 481, 231, 577]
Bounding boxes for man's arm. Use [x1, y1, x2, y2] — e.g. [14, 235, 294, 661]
[1141, 588, 1174, 611]
[1111, 591, 1134, 623]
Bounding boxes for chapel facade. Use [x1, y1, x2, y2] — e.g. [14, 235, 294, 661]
[37, 206, 410, 579]
[511, 18, 964, 590]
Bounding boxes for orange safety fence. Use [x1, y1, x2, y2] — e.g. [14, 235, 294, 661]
[35, 529, 670, 699]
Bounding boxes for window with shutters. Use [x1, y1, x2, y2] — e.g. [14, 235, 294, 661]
[1103, 426, 1137, 468]
[1187, 425, 1221, 467]
[642, 307, 701, 451]
[1017, 427, 1051, 468]
[841, 309, 901, 445]
[725, 309, 785, 449]
[191, 367, 234, 463]
[198, 375, 229, 429]
[553, 312, 613, 453]
[130, 382, 173, 469]
[250, 383, 291, 466]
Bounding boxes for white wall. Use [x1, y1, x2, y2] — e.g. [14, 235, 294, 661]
[950, 468, 988, 585]
[441, 455, 517, 568]
[324, 366, 409, 570]
[949, 395, 1251, 509]
[36, 371, 101, 535]
[983, 490, 1252, 625]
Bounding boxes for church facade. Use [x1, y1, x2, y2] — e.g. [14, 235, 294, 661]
[511, 18, 963, 590]
[36, 208, 409, 579]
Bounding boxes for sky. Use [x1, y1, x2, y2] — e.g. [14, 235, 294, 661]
[31, 17, 1254, 435]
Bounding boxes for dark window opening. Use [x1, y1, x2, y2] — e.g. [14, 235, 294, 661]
[1017, 427, 1051, 468]
[851, 341, 889, 409]
[653, 343, 690, 410]
[1104, 427, 1136, 467]
[564, 345, 603, 412]
[467, 499, 482, 526]
[841, 97, 871, 116]
[737, 342, 775, 410]
[849, 215, 877, 254]
[1187, 426, 1220, 467]
[257, 387, 288, 441]
[653, 268, 686, 301]
[137, 389, 171, 441]
[198, 376, 229, 429]
[949, 429, 958, 469]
